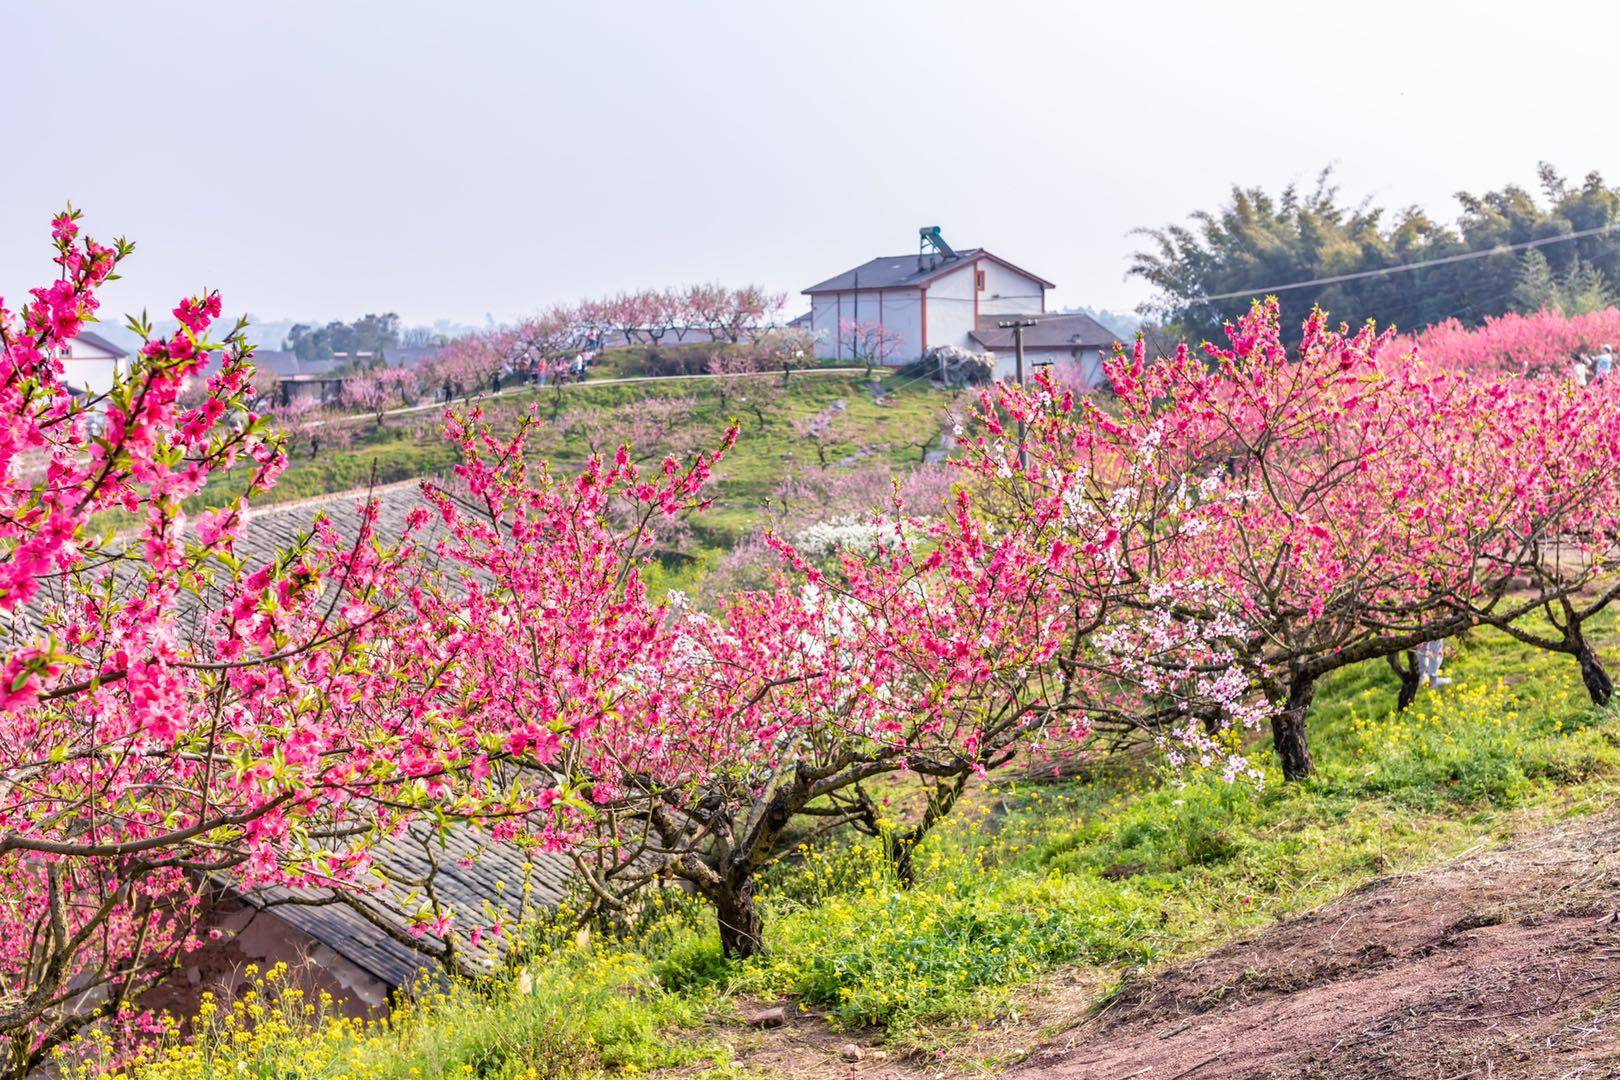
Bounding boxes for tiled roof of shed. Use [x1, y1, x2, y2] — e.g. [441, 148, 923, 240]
[243, 821, 575, 987]
[219, 484, 578, 986]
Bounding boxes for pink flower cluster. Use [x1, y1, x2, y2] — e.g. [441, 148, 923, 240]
[9, 209, 1620, 1059]
[1397, 306, 1620, 377]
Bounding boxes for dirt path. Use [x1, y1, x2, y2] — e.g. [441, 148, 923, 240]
[1016, 808, 1620, 1079]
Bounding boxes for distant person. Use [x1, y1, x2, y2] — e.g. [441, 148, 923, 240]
[1573, 357, 1592, 387]
[1593, 344, 1615, 384]
[1416, 639, 1451, 689]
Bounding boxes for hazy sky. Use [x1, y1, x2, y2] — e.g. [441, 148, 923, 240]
[7, 0, 1620, 330]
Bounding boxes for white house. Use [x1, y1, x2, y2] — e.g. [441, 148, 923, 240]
[967, 312, 1122, 385]
[802, 228, 1120, 384]
[58, 330, 128, 395]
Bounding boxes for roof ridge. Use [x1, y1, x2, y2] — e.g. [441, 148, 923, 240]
[242, 477, 432, 522]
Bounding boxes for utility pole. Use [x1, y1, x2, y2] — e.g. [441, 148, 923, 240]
[850, 268, 859, 364]
[998, 318, 1037, 469]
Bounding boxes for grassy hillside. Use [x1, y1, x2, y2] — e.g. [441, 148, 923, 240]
[177, 371, 958, 593]
[74, 616, 1620, 1079]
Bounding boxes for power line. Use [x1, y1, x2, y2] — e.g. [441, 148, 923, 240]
[1186, 222, 1619, 304]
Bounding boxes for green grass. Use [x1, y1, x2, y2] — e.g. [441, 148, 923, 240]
[582, 342, 856, 381]
[94, 618, 1620, 1078]
[88, 376, 1620, 1076]
[173, 372, 956, 593]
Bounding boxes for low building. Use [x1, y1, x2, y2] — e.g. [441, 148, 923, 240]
[801, 230, 1125, 387]
[969, 311, 1122, 384]
[143, 484, 578, 1017]
[154, 821, 573, 1018]
[803, 228, 1054, 366]
[58, 330, 129, 395]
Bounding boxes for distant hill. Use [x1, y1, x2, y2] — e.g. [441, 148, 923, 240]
[83, 315, 480, 354]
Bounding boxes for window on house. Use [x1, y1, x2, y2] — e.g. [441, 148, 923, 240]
[974, 269, 986, 290]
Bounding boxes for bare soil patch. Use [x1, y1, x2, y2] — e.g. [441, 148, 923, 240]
[1016, 808, 1620, 1079]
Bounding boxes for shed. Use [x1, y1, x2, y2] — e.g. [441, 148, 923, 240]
[968, 311, 1123, 386]
[150, 483, 577, 1016]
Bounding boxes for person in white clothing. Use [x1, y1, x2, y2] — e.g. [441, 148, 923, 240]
[1592, 344, 1615, 383]
[1416, 639, 1450, 688]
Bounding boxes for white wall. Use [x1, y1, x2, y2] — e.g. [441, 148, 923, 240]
[928, 258, 1050, 362]
[925, 263, 977, 356]
[59, 340, 125, 395]
[809, 295, 840, 357]
[1075, 347, 1107, 388]
[809, 287, 924, 363]
[978, 260, 1047, 317]
[59, 358, 120, 395]
[988, 347, 1108, 388]
[806, 256, 1051, 364]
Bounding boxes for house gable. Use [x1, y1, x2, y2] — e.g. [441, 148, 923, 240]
[801, 237, 1056, 363]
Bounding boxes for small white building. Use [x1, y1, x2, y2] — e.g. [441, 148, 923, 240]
[802, 228, 1120, 385]
[59, 330, 129, 395]
[967, 312, 1122, 385]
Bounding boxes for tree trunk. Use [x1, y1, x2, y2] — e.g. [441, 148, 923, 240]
[714, 877, 764, 959]
[1575, 640, 1614, 705]
[1271, 672, 1316, 782]
[885, 774, 968, 888]
[1387, 650, 1420, 711]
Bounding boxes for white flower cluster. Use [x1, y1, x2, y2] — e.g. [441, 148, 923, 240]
[792, 516, 916, 558]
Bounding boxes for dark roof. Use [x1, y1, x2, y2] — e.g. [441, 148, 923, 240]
[804, 250, 982, 293]
[248, 350, 354, 378]
[243, 822, 574, 987]
[75, 330, 128, 357]
[803, 249, 1057, 295]
[246, 350, 306, 377]
[969, 312, 1122, 352]
[380, 346, 445, 369]
[221, 485, 576, 986]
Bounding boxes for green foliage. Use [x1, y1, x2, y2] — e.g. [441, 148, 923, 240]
[1134, 162, 1620, 336]
[1515, 249, 1616, 315]
[286, 312, 402, 365]
[219, 372, 954, 584]
[98, 367, 1620, 1079]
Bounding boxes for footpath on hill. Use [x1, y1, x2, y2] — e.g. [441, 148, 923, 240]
[713, 806, 1620, 1079]
[1011, 806, 1620, 1079]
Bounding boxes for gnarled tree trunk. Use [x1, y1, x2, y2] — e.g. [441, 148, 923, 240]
[886, 773, 969, 888]
[1574, 639, 1614, 705]
[1386, 650, 1421, 711]
[1271, 671, 1316, 782]
[714, 876, 764, 959]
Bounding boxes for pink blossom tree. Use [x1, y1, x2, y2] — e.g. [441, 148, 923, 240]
[426, 335, 506, 401]
[1397, 306, 1620, 377]
[838, 319, 904, 377]
[342, 366, 416, 425]
[0, 210, 450, 1065]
